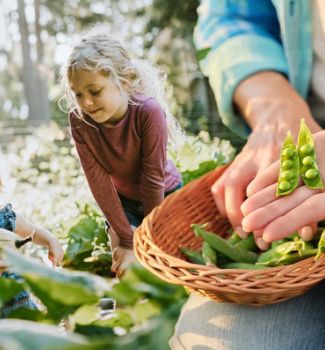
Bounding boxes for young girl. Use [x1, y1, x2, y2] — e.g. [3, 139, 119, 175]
[0, 170, 64, 317]
[61, 27, 184, 278]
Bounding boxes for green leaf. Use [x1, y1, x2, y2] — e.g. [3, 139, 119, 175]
[68, 218, 100, 240]
[3, 248, 110, 297]
[197, 47, 211, 61]
[71, 304, 100, 326]
[94, 310, 133, 330]
[181, 160, 221, 184]
[0, 276, 25, 305]
[7, 307, 46, 322]
[0, 319, 87, 350]
[3, 248, 111, 321]
[127, 300, 160, 324]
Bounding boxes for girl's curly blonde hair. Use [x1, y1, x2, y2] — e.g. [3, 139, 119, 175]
[60, 25, 185, 152]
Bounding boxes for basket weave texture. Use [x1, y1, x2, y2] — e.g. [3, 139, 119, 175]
[134, 166, 325, 306]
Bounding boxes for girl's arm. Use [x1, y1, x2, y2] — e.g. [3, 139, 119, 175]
[16, 213, 52, 246]
[15, 213, 64, 265]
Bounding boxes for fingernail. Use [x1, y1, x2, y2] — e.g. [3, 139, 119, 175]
[256, 237, 269, 251]
[240, 203, 248, 216]
[235, 226, 249, 239]
[246, 184, 254, 198]
[299, 226, 314, 241]
[241, 218, 250, 233]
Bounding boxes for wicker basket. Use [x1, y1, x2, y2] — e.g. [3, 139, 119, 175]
[134, 166, 325, 306]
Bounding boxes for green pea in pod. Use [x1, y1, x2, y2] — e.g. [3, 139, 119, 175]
[297, 119, 324, 190]
[276, 131, 299, 196]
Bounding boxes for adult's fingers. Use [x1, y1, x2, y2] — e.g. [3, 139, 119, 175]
[253, 229, 269, 250]
[241, 184, 277, 216]
[242, 185, 317, 232]
[262, 193, 325, 242]
[211, 171, 227, 217]
[223, 166, 256, 237]
[246, 161, 279, 197]
[298, 223, 317, 241]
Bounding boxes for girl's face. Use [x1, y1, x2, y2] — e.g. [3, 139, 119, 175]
[70, 70, 129, 125]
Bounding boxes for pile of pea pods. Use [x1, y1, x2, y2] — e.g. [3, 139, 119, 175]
[180, 223, 325, 269]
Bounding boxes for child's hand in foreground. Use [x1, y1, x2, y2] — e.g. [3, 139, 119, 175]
[241, 130, 325, 243]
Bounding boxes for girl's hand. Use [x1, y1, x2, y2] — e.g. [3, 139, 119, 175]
[0, 259, 7, 273]
[107, 227, 120, 252]
[48, 237, 64, 266]
[111, 246, 137, 278]
[241, 131, 325, 242]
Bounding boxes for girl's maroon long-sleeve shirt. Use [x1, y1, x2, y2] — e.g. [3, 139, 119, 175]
[69, 95, 181, 248]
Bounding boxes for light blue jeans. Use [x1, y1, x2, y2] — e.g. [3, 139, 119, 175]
[169, 280, 325, 350]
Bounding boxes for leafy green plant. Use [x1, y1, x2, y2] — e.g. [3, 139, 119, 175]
[62, 204, 113, 277]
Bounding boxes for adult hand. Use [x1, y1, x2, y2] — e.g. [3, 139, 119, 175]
[211, 72, 321, 249]
[241, 131, 325, 242]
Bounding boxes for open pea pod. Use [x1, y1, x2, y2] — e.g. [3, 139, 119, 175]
[297, 119, 324, 190]
[276, 131, 299, 196]
[315, 229, 325, 260]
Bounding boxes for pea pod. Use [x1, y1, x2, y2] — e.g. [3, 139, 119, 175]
[221, 262, 267, 270]
[315, 229, 325, 260]
[276, 131, 300, 196]
[192, 224, 258, 264]
[271, 239, 286, 249]
[257, 249, 317, 267]
[257, 239, 317, 267]
[297, 119, 324, 190]
[180, 247, 205, 265]
[202, 241, 217, 266]
[234, 233, 257, 251]
[227, 232, 242, 245]
[296, 240, 315, 257]
[257, 241, 298, 264]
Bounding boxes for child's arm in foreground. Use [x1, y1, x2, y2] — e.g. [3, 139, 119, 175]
[15, 213, 64, 266]
[241, 130, 325, 242]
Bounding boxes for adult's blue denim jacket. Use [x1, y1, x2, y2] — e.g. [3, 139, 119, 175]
[194, 0, 312, 138]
